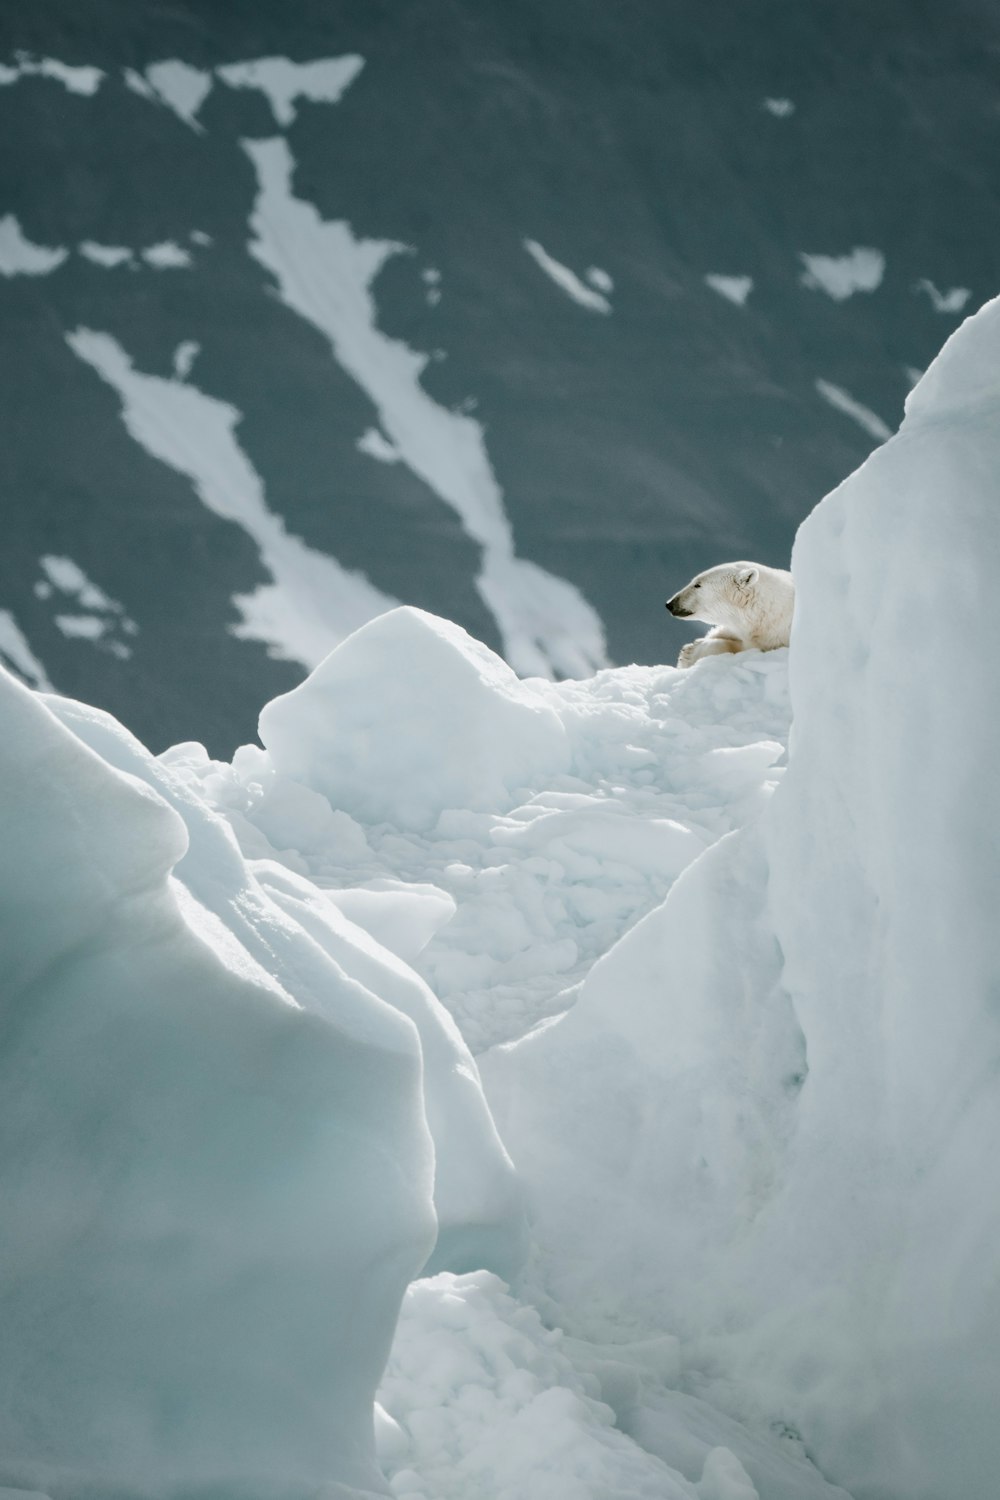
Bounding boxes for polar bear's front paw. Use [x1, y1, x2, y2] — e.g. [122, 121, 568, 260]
[677, 641, 701, 669]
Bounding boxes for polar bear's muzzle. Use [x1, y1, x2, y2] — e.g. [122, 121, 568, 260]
[665, 594, 693, 617]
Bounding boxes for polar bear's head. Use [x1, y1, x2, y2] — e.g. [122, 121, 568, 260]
[666, 562, 761, 630]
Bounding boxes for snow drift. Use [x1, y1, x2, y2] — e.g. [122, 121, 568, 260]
[485, 297, 1000, 1500]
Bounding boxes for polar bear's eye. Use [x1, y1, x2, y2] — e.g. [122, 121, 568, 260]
[693, 582, 701, 589]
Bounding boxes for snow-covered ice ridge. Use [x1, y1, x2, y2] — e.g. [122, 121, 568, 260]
[4, 293, 1000, 1498]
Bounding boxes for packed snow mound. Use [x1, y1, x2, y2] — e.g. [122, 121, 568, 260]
[258, 606, 571, 831]
[0, 667, 435, 1500]
[48, 695, 525, 1284]
[200, 636, 790, 1052]
[486, 294, 1000, 1500]
[377, 1271, 852, 1500]
[377, 1271, 708, 1500]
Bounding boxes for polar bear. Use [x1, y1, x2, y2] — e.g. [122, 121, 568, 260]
[665, 561, 794, 668]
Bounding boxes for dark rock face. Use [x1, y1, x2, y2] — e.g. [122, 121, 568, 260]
[0, 0, 996, 753]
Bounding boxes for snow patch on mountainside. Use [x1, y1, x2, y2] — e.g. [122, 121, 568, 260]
[143, 60, 212, 130]
[78, 240, 133, 268]
[218, 55, 365, 125]
[243, 136, 608, 679]
[0, 54, 103, 95]
[705, 274, 753, 306]
[799, 247, 884, 300]
[66, 327, 398, 667]
[35, 555, 137, 660]
[0, 215, 67, 277]
[523, 239, 613, 314]
[814, 378, 893, 441]
[914, 278, 971, 314]
[0, 611, 53, 689]
[141, 240, 192, 268]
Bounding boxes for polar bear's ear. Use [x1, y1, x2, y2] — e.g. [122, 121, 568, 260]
[736, 566, 759, 589]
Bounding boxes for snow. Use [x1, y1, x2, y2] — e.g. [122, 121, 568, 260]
[523, 238, 613, 314]
[53, 613, 105, 639]
[914, 278, 971, 314]
[0, 610, 53, 689]
[814, 378, 893, 441]
[8, 293, 1000, 1498]
[799, 248, 884, 300]
[41, 554, 120, 611]
[585, 265, 614, 293]
[243, 136, 608, 679]
[0, 666, 435, 1499]
[45, 698, 524, 1287]
[193, 615, 788, 1060]
[258, 607, 571, 834]
[78, 240, 134, 268]
[0, 55, 103, 95]
[358, 426, 402, 463]
[0, 216, 68, 277]
[37, 554, 137, 659]
[141, 240, 193, 268]
[66, 326, 398, 669]
[705, 274, 753, 306]
[143, 60, 212, 130]
[122, 67, 156, 102]
[378, 1272, 702, 1499]
[483, 295, 1000, 1500]
[762, 98, 795, 117]
[78, 242, 202, 273]
[172, 338, 200, 379]
[217, 54, 365, 126]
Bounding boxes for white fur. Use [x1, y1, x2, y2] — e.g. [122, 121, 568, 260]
[665, 561, 794, 668]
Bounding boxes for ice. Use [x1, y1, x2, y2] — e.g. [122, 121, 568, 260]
[814, 378, 893, 441]
[697, 1450, 759, 1500]
[46, 690, 525, 1285]
[12, 295, 1000, 1497]
[523, 239, 613, 314]
[705, 274, 753, 306]
[799, 248, 884, 300]
[217, 54, 365, 126]
[188, 620, 789, 1054]
[0, 666, 435, 1498]
[325, 881, 458, 965]
[484, 295, 1000, 1499]
[66, 327, 398, 668]
[377, 1272, 700, 1499]
[258, 607, 571, 833]
[0, 215, 68, 277]
[243, 135, 608, 679]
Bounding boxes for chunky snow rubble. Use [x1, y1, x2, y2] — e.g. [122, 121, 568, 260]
[2, 296, 998, 1499]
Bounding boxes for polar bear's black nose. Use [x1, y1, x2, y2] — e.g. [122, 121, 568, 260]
[666, 595, 691, 617]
